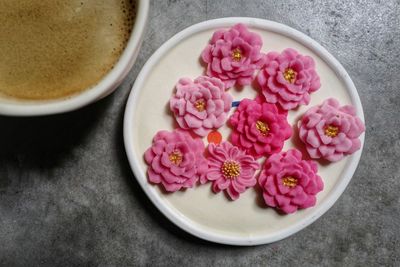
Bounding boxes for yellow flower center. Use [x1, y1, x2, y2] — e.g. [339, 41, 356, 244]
[232, 48, 242, 61]
[282, 176, 298, 188]
[169, 151, 182, 165]
[195, 99, 206, 112]
[283, 68, 296, 83]
[324, 125, 339, 138]
[221, 161, 241, 179]
[256, 120, 270, 135]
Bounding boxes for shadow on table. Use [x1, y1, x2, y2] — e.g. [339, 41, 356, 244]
[0, 96, 111, 175]
[113, 101, 255, 249]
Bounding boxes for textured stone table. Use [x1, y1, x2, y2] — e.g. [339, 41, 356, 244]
[0, 0, 399, 266]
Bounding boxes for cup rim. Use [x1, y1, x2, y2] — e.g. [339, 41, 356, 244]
[0, 0, 149, 116]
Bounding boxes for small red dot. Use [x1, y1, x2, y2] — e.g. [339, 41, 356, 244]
[207, 130, 222, 144]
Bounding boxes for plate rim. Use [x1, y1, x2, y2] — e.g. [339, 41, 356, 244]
[123, 17, 365, 246]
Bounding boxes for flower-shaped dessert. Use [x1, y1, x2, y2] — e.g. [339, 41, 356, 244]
[229, 97, 292, 159]
[298, 98, 365, 162]
[258, 149, 324, 214]
[170, 76, 233, 137]
[202, 142, 259, 200]
[144, 129, 208, 192]
[257, 48, 321, 110]
[201, 23, 265, 88]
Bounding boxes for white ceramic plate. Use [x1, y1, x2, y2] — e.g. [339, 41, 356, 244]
[123, 18, 365, 245]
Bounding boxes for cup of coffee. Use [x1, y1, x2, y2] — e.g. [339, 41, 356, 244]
[0, 0, 149, 116]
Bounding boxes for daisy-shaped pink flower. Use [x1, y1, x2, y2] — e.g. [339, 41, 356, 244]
[298, 98, 365, 162]
[258, 149, 324, 214]
[229, 97, 292, 159]
[144, 129, 208, 192]
[201, 23, 265, 88]
[202, 142, 259, 200]
[170, 76, 232, 137]
[257, 48, 321, 110]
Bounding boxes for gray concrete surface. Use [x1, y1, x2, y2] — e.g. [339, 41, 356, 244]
[0, 0, 399, 266]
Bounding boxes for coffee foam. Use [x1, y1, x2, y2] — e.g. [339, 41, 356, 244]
[0, 0, 136, 100]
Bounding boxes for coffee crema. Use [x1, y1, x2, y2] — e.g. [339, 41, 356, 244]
[0, 0, 136, 100]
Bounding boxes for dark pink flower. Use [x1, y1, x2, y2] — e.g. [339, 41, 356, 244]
[144, 130, 208, 192]
[201, 23, 265, 88]
[257, 48, 321, 110]
[229, 97, 292, 159]
[298, 98, 365, 162]
[259, 149, 324, 214]
[170, 76, 232, 137]
[203, 142, 259, 200]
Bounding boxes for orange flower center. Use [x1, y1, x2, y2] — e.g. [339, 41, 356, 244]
[282, 176, 298, 188]
[221, 160, 241, 179]
[169, 151, 182, 165]
[195, 99, 206, 112]
[232, 48, 242, 61]
[324, 125, 339, 138]
[283, 68, 296, 83]
[256, 120, 270, 135]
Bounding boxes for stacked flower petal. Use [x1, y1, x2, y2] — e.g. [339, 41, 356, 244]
[229, 97, 292, 159]
[298, 98, 365, 162]
[170, 76, 233, 137]
[257, 48, 320, 110]
[144, 129, 208, 192]
[201, 23, 265, 88]
[258, 149, 324, 214]
[203, 142, 260, 200]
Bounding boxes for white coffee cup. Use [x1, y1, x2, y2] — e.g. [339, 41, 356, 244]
[0, 0, 149, 116]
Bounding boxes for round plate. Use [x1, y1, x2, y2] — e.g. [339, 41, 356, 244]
[123, 18, 365, 245]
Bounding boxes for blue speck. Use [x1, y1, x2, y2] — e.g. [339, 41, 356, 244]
[232, 101, 240, 108]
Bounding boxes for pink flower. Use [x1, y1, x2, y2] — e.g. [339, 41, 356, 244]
[259, 149, 324, 214]
[144, 129, 208, 192]
[203, 142, 259, 200]
[298, 98, 365, 162]
[170, 76, 232, 137]
[201, 23, 265, 88]
[229, 97, 292, 159]
[257, 48, 321, 110]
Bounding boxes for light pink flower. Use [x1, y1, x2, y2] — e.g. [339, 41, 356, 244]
[259, 149, 324, 214]
[170, 76, 232, 137]
[298, 98, 365, 162]
[257, 48, 321, 110]
[203, 142, 259, 200]
[144, 129, 208, 192]
[229, 97, 292, 159]
[201, 23, 265, 88]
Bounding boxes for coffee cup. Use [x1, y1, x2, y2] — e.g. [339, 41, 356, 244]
[0, 0, 149, 116]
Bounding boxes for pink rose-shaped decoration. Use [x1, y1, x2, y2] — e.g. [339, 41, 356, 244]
[202, 142, 259, 200]
[229, 97, 292, 159]
[144, 130, 208, 192]
[257, 48, 321, 110]
[259, 149, 324, 214]
[170, 76, 233, 137]
[298, 98, 365, 162]
[201, 23, 265, 88]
